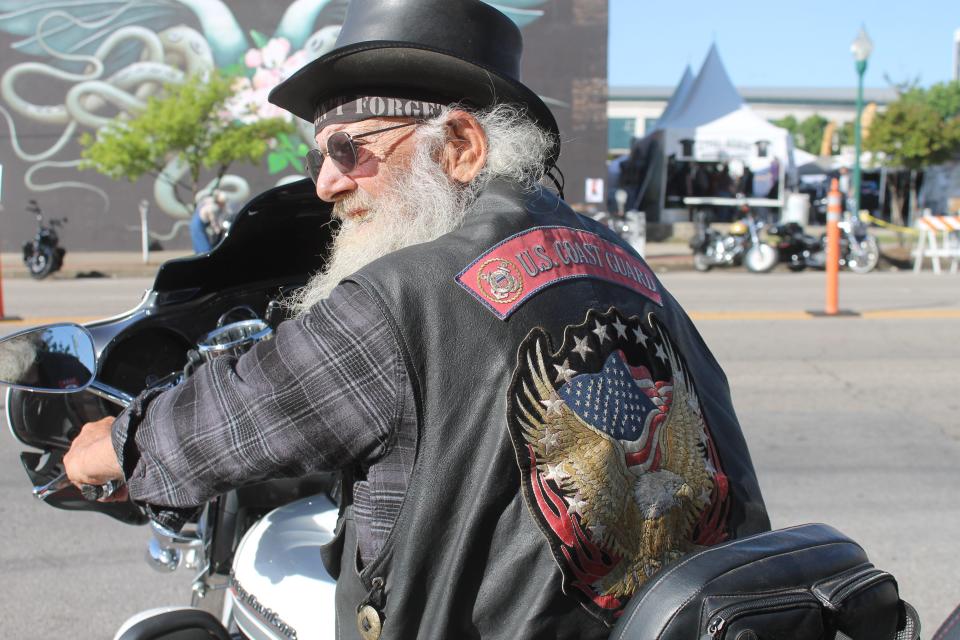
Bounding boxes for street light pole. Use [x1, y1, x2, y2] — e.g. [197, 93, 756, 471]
[850, 27, 873, 216]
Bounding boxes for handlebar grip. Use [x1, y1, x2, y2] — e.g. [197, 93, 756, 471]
[34, 472, 122, 502]
[80, 480, 121, 501]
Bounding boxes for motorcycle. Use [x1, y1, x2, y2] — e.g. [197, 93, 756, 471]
[0, 179, 928, 640]
[587, 208, 648, 256]
[767, 212, 880, 274]
[688, 200, 778, 273]
[767, 221, 828, 272]
[2, 179, 342, 639]
[22, 199, 67, 279]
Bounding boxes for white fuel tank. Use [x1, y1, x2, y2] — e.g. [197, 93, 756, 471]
[226, 494, 339, 640]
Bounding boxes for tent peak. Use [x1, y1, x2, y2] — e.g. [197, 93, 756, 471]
[665, 44, 744, 129]
[654, 65, 697, 130]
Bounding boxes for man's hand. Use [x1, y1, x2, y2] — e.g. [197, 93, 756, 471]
[63, 417, 124, 487]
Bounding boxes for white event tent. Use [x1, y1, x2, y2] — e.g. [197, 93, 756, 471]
[631, 45, 797, 222]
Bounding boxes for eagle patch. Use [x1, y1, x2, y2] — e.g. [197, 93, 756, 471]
[506, 308, 730, 624]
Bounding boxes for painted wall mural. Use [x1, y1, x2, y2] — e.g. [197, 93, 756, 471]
[0, 0, 607, 251]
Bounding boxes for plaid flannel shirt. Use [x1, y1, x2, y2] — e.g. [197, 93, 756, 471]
[111, 282, 417, 564]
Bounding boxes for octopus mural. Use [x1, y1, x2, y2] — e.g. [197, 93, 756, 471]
[0, 1, 601, 249]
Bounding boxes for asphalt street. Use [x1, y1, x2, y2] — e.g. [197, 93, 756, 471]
[0, 271, 958, 638]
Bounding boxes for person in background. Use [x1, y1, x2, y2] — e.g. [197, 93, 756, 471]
[189, 193, 216, 254]
[838, 166, 852, 213]
[189, 190, 232, 253]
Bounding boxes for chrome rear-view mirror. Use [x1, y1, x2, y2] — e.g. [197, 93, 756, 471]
[0, 323, 96, 392]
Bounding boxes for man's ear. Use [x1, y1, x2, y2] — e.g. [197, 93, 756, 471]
[442, 111, 488, 184]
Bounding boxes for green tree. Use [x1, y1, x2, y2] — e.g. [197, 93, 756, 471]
[80, 71, 293, 212]
[796, 114, 828, 154]
[865, 81, 960, 225]
[902, 81, 960, 119]
[772, 114, 831, 154]
[771, 115, 798, 134]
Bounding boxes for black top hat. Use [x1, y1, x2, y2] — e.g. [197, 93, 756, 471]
[268, 0, 560, 164]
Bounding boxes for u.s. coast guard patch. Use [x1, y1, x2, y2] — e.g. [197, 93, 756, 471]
[456, 226, 662, 320]
[506, 308, 730, 624]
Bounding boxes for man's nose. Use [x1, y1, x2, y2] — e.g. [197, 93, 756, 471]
[314, 159, 355, 202]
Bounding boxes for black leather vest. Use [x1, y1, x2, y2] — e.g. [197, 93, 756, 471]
[329, 180, 770, 639]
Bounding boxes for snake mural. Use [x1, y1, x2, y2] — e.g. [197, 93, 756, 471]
[0, 1, 604, 250]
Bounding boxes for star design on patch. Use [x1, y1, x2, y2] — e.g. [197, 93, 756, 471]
[572, 335, 593, 361]
[590, 522, 607, 540]
[592, 320, 610, 344]
[543, 461, 569, 483]
[553, 359, 577, 384]
[538, 428, 561, 454]
[566, 492, 588, 516]
[612, 317, 628, 339]
[698, 484, 713, 505]
[632, 326, 648, 346]
[540, 394, 565, 416]
[655, 342, 668, 363]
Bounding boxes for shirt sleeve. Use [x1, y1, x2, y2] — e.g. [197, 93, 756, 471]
[111, 281, 405, 517]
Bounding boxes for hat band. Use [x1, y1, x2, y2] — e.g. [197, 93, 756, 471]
[314, 96, 444, 134]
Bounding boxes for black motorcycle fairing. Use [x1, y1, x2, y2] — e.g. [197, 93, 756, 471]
[96, 327, 193, 397]
[151, 178, 335, 304]
[9, 179, 334, 450]
[6, 178, 338, 522]
[6, 386, 112, 451]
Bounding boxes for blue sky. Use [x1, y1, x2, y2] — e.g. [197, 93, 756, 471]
[608, 0, 958, 89]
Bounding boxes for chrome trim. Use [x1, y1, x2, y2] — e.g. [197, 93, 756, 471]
[216, 305, 259, 327]
[5, 387, 16, 443]
[84, 293, 155, 365]
[150, 519, 203, 546]
[197, 319, 273, 362]
[192, 573, 229, 619]
[147, 536, 182, 572]
[0, 322, 97, 394]
[86, 381, 135, 408]
[32, 471, 72, 500]
[84, 288, 155, 329]
[147, 519, 207, 574]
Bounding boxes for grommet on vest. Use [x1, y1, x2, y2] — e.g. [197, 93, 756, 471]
[356, 576, 385, 640]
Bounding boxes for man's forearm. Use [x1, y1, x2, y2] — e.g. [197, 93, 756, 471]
[107, 283, 403, 510]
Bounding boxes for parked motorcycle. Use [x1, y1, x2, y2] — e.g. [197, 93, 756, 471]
[688, 201, 778, 273]
[22, 199, 67, 279]
[767, 212, 880, 274]
[767, 221, 828, 272]
[0, 179, 924, 640]
[587, 208, 647, 256]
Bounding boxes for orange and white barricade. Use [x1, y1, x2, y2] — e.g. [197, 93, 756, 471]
[913, 211, 960, 274]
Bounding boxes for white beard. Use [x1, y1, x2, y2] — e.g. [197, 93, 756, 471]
[288, 141, 474, 316]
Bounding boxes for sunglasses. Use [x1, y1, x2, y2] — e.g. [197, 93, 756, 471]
[305, 121, 420, 183]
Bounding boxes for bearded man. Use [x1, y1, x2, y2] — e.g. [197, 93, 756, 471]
[64, 1, 770, 637]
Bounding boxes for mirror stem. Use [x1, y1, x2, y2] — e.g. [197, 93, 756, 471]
[87, 381, 135, 408]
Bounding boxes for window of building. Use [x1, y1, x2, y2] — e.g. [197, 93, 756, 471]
[608, 118, 636, 153]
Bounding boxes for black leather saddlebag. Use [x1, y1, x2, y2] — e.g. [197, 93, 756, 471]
[610, 523, 920, 640]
